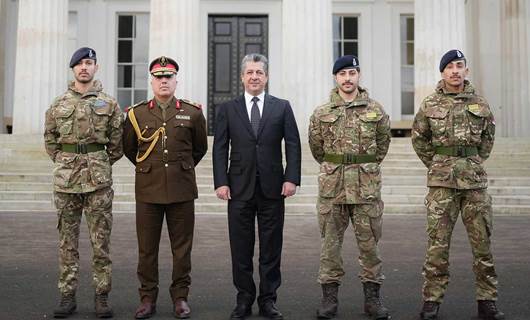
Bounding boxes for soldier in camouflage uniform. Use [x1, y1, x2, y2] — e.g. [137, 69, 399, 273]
[44, 47, 123, 319]
[412, 50, 504, 320]
[308, 55, 391, 320]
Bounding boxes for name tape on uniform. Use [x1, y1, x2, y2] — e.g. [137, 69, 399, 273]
[175, 114, 191, 120]
[468, 104, 480, 112]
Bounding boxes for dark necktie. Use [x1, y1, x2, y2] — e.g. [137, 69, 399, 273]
[250, 96, 260, 136]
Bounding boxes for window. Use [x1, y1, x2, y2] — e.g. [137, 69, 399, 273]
[332, 15, 359, 60]
[400, 15, 414, 116]
[116, 14, 149, 110]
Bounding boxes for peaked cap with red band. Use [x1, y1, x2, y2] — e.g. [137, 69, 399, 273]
[149, 56, 179, 76]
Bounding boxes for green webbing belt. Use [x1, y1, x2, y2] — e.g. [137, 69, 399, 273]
[323, 153, 376, 164]
[61, 143, 105, 154]
[435, 146, 478, 157]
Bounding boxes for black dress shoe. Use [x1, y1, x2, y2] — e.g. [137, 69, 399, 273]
[259, 301, 283, 320]
[230, 304, 252, 319]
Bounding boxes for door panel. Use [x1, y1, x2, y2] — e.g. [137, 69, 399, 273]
[207, 15, 268, 135]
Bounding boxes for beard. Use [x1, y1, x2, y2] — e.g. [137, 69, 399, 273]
[75, 74, 94, 84]
[339, 83, 357, 94]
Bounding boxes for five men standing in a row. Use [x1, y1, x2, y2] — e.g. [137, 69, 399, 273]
[44, 47, 503, 320]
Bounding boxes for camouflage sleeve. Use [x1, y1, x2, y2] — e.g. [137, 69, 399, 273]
[192, 110, 208, 166]
[375, 112, 391, 163]
[106, 102, 124, 165]
[478, 104, 495, 161]
[308, 112, 324, 164]
[411, 102, 434, 167]
[44, 105, 60, 162]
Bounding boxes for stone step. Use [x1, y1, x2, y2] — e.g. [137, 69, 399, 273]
[4, 173, 530, 187]
[3, 157, 529, 171]
[1, 164, 529, 184]
[3, 190, 530, 205]
[0, 182, 530, 198]
[0, 199, 528, 215]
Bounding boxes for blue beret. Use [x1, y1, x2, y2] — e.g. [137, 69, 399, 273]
[439, 49, 465, 72]
[333, 55, 360, 74]
[69, 47, 97, 68]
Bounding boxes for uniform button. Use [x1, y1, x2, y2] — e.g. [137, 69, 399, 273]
[164, 149, 168, 153]
[180, 124, 184, 126]
[165, 163, 168, 167]
[163, 122, 166, 126]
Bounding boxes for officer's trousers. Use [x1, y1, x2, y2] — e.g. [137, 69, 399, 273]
[54, 187, 114, 295]
[136, 200, 194, 303]
[317, 198, 384, 285]
[422, 187, 498, 303]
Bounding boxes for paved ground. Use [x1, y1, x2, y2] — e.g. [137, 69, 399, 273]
[1, 212, 529, 320]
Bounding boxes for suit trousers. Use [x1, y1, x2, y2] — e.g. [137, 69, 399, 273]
[228, 178, 285, 306]
[136, 200, 194, 302]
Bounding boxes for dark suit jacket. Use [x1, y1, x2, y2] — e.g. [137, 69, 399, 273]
[123, 97, 208, 204]
[213, 94, 301, 201]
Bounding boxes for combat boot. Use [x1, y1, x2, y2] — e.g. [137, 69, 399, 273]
[53, 293, 76, 318]
[95, 293, 113, 318]
[478, 300, 505, 320]
[363, 282, 390, 320]
[420, 301, 439, 320]
[316, 283, 339, 319]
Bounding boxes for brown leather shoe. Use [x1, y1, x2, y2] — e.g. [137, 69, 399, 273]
[174, 298, 191, 319]
[135, 300, 156, 319]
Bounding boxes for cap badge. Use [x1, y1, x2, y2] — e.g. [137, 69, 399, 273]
[160, 56, 168, 67]
[457, 50, 462, 58]
[353, 58, 357, 66]
[88, 50, 93, 58]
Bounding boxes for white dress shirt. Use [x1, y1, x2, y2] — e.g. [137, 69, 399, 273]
[244, 91, 265, 122]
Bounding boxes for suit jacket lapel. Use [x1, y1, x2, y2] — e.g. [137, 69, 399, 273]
[257, 94, 273, 137]
[234, 95, 255, 138]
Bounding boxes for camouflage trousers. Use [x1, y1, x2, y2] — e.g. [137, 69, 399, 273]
[422, 187, 498, 303]
[54, 187, 114, 295]
[317, 197, 384, 285]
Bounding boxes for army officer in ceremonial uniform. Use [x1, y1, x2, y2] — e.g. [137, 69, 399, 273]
[123, 56, 208, 319]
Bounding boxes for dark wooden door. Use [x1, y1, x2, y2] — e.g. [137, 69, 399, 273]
[207, 15, 269, 135]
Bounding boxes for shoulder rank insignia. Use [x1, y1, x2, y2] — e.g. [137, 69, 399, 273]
[180, 99, 202, 110]
[125, 100, 147, 113]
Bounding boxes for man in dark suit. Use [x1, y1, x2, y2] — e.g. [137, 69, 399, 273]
[123, 56, 208, 319]
[213, 53, 302, 320]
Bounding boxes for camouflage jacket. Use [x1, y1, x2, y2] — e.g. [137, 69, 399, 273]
[44, 80, 124, 193]
[308, 87, 391, 204]
[411, 80, 495, 189]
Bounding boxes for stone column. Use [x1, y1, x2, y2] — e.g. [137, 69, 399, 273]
[0, 0, 6, 133]
[500, 0, 530, 137]
[12, 0, 68, 135]
[149, 0, 200, 101]
[282, 0, 333, 136]
[414, 0, 466, 111]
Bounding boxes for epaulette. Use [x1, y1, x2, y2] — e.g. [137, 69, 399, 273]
[180, 99, 202, 110]
[125, 100, 148, 112]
